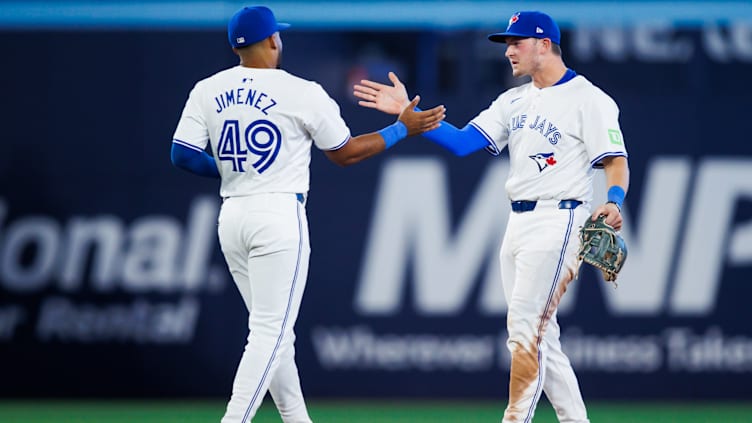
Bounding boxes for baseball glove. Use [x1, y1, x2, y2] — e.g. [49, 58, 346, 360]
[577, 215, 627, 283]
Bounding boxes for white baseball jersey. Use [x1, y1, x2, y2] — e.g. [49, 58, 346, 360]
[173, 65, 352, 423]
[470, 75, 628, 202]
[469, 73, 627, 423]
[173, 66, 351, 198]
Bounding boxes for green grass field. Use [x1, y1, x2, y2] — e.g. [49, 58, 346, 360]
[1, 400, 751, 422]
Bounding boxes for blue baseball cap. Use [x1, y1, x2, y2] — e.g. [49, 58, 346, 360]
[488, 11, 561, 45]
[228, 6, 291, 48]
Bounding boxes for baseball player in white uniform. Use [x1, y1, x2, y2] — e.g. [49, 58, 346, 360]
[170, 6, 445, 423]
[354, 10, 629, 423]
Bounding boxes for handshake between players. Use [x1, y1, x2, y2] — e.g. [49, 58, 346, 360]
[394, 95, 446, 137]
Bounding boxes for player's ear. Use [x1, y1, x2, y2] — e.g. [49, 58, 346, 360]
[542, 38, 552, 52]
[268, 33, 280, 51]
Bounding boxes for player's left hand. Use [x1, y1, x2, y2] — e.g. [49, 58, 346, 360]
[353, 71, 410, 115]
[591, 202, 622, 231]
[399, 96, 445, 136]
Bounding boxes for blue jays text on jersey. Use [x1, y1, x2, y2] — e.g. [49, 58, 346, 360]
[510, 113, 562, 145]
[214, 84, 278, 115]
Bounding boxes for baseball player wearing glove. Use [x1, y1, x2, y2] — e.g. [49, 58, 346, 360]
[354, 10, 629, 423]
[171, 6, 445, 423]
[578, 215, 628, 283]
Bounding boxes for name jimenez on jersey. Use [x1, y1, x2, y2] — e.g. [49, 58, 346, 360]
[173, 67, 351, 197]
[213, 79, 279, 116]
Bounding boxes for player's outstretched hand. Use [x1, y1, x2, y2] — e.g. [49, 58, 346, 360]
[353, 71, 410, 115]
[591, 202, 622, 231]
[398, 96, 445, 136]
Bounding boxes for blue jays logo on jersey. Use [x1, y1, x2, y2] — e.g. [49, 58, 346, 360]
[529, 152, 557, 172]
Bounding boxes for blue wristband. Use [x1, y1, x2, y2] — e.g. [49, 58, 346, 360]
[607, 185, 626, 209]
[378, 120, 408, 149]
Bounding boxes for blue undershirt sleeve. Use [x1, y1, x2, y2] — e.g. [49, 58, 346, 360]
[422, 120, 489, 157]
[171, 142, 220, 178]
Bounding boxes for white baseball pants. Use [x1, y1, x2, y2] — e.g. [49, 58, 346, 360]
[500, 201, 590, 423]
[218, 193, 312, 423]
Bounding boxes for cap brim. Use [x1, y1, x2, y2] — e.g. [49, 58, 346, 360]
[488, 31, 528, 43]
[277, 23, 291, 31]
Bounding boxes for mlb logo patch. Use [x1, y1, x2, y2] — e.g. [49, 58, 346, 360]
[236, 36, 246, 44]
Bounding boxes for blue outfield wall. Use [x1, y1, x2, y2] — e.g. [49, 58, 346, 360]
[1, 22, 752, 400]
[1, 1, 751, 29]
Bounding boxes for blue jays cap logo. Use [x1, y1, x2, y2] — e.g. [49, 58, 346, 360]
[488, 11, 561, 45]
[529, 152, 557, 172]
[507, 13, 520, 30]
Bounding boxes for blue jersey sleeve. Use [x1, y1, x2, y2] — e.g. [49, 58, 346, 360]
[171, 142, 220, 178]
[422, 121, 490, 157]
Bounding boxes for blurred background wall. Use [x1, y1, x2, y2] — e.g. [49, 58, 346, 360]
[1, 0, 751, 401]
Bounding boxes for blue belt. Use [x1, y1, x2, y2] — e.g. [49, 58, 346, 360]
[223, 193, 306, 204]
[511, 199, 582, 213]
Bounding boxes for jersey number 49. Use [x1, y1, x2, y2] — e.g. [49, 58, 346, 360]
[217, 119, 282, 174]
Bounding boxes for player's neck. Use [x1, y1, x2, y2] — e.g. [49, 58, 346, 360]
[531, 61, 568, 89]
[239, 58, 276, 69]
[238, 49, 278, 69]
